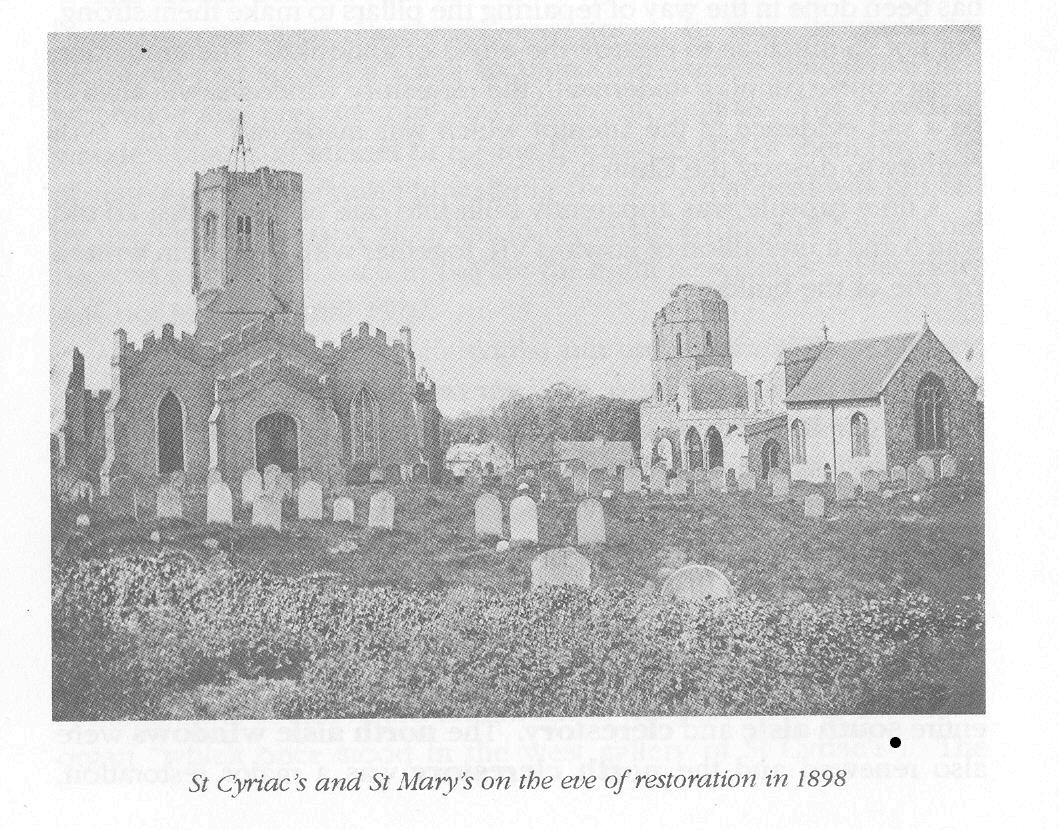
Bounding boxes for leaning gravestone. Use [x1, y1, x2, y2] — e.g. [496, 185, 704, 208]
[576, 498, 606, 545]
[367, 490, 395, 531]
[861, 469, 882, 494]
[156, 484, 183, 519]
[531, 547, 591, 590]
[649, 464, 668, 493]
[737, 471, 756, 492]
[207, 468, 224, 489]
[509, 494, 539, 546]
[835, 472, 855, 502]
[332, 496, 356, 523]
[939, 454, 956, 479]
[804, 492, 826, 518]
[769, 470, 790, 500]
[474, 492, 503, 540]
[622, 466, 642, 494]
[241, 469, 263, 505]
[667, 475, 688, 496]
[907, 464, 927, 492]
[917, 455, 936, 481]
[252, 494, 282, 531]
[660, 564, 734, 604]
[890, 465, 907, 486]
[297, 480, 323, 521]
[206, 482, 233, 525]
[263, 464, 282, 494]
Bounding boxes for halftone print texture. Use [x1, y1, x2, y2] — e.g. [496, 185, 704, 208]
[50, 27, 983, 721]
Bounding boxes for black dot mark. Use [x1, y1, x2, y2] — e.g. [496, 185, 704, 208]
[890, 737, 901, 748]
[141, 47, 147, 53]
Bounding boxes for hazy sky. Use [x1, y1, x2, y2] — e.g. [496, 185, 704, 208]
[49, 26, 981, 420]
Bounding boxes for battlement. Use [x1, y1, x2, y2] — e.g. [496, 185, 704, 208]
[114, 324, 200, 368]
[335, 321, 412, 363]
[198, 165, 302, 193]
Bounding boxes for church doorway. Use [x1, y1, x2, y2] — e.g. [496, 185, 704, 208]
[653, 436, 675, 470]
[255, 412, 299, 474]
[762, 439, 781, 479]
[705, 427, 724, 469]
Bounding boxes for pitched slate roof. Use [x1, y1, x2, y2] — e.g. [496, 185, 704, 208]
[786, 332, 920, 403]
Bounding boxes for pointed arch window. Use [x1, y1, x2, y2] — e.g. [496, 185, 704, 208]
[352, 387, 381, 465]
[236, 214, 252, 251]
[851, 412, 871, 458]
[685, 427, 703, 470]
[790, 418, 806, 465]
[157, 392, 185, 477]
[202, 212, 218, 252]
[915, 374, 948, 451]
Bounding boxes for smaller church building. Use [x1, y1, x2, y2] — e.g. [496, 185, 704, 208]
[641, 284, 980, 485]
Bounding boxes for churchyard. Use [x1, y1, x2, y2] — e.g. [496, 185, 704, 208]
[52, 462, 984, 720]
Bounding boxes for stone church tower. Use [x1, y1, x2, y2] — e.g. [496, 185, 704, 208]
[193, 113, 305, 344]
[651, 283, 733, 404]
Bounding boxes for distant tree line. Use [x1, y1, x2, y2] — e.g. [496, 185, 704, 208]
[442, 383, 642, 465]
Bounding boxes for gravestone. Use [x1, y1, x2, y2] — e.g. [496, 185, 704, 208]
[939, 454, 956, 479]
[252, 494, 282, 531]
[530, 547, 591, 590]
[667, 475, 688, 496]
[649, 464, 668, 492]
[917, 455, 936, 481]
[570, 463, 590, 496]
[835, 472, 855, 502]
[861, 469, 882, 494]
[206, 482, 233, 525]
[278, 472, 295, 500]
[576, 499, 606, 545]
[509, 495, 539, 546]
[804, 493, 826, 518]
[68, 479, 95, 505]
[332, 496, 356, 523]
[369, 467, 387, 485]
[297, 480, 323, 521]
[890, 465, 907, 486]
[660, 564, 734, 604]
[474, 492, 503, 540]
[737, 471, 756, 492]
[907, 464, 927, 492]
[622, 466, 642, 493]
[156, 484, 182, 519]
[769, 470, 790, 500]
[709, 467, 727, 492]
[263, 464, 282, 494]
[76, 514, 90, 528]
[207, 468, 224, 489]
[367, 490, 395, 531]
[241, 469, 263, 505]
[588, 468, 609, 496]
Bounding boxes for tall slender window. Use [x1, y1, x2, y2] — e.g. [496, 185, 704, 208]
[685, 427, 703, 470]
[236, 214, 252, 251]
[157, 392, 184, 477]
[202, 212, 218, 252]
[656, 382, 663, 402]
[676, 333, 683, 356]
[352, 388, 381, 465]
[851, 412, 871, 458]
[790, 418, 806, 465]
[915, 374, 948, 451]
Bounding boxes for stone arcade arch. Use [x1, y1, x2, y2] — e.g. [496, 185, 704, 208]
[705, 426, 724, 469]
[255, 412, 299, 474]
[685, 427, 704, 470]
[156, 391, 185, 478]
[762, 438, 781, 479]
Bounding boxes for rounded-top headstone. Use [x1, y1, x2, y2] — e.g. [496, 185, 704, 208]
[474, 492, 503, 540]
[660, 564, 734, 604]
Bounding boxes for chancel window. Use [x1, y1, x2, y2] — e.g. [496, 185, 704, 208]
[790, 419, 806, 465]
[915, 374, 947, 451]
[353, 388, 381, 465]
[851, 412, 871, 458]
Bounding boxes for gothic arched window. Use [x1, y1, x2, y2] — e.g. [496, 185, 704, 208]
[352, 387, 381, 465]
[202, 212, 218, 252]
[157, 392, 185, 477]
[915, 374, 948, 451]
[790, 418, 806, 465]
[236, 214, 252, 251]
[851, 412, 871, 457]
[685, 427, 703, 470]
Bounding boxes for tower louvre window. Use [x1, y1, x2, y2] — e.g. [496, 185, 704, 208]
[236, 214, 252, 251]
[202, 212, 218, 252]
